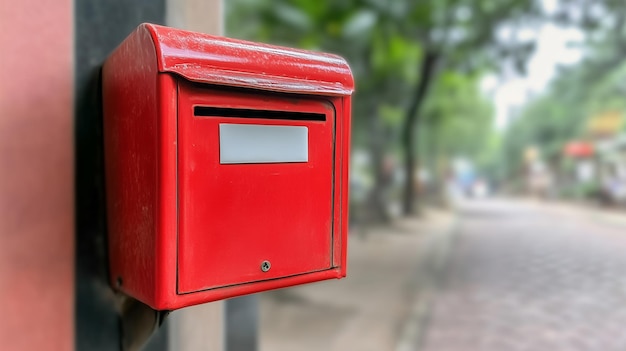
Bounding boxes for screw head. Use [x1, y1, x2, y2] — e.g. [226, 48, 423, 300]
[261, 260, 271, 272]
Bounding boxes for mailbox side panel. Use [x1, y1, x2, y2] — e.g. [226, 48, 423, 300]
[328, 96, 349, 274]
[339, 96, 351, 274]
[154, 73, 179, 309]
[103, 27, 160, 306]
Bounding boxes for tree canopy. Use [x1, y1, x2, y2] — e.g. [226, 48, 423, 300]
[226, 0, 621, 216]
[500, 0, 626, 186]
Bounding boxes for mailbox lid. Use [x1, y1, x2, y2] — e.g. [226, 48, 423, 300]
[177, 82, 338, 294]
[139, 23, 354, 95]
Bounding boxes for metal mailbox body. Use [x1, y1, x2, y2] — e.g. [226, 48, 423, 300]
[102, 23, 353, 310]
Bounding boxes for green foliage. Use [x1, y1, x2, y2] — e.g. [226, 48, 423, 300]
[226, 0, 546, 210]
[559, 181, 600, 201]
[422, 71, 494, 159]
[495, 0, 626, 183]
[502, 59, 626, 181]
[226, 0, 429, 151]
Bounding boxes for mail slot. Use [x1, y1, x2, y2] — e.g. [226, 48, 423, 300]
[102, 23, 353, 310]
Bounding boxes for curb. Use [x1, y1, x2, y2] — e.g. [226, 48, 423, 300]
[394, 210, 460, 351]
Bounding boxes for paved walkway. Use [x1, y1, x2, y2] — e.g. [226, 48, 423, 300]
[420, 199, 626, 351]
[259, 210, 455, 351]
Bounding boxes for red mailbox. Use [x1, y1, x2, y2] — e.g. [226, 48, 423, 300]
[102, 24, 353, 310]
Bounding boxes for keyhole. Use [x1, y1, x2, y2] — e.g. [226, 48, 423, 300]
[261, 260, 271, 272]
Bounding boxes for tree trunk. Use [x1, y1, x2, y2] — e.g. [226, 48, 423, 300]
[402, 50, 440, 215]
[361, 42, 393, 223]
[367, 112, 391, 222]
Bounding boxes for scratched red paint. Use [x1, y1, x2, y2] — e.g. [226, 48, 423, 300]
[150, 23, 354, 95]
[103, 23, 354, 310]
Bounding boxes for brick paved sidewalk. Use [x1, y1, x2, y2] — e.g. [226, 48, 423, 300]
[259, 210, 456, 351]
[420, 199, 626, 351]
[533, 198, 626, 229]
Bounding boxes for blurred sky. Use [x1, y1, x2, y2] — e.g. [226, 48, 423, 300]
[482, 0, 585, 130]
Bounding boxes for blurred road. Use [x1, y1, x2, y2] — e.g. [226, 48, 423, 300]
[420, 198, 626, 351]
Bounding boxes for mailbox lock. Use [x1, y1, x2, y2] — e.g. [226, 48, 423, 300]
[261, 260, 271, 272]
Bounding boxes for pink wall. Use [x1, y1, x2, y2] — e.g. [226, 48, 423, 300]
[0, 0, 74, 350]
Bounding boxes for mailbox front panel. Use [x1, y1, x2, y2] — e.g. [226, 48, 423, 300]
[177, 82, 337, 294]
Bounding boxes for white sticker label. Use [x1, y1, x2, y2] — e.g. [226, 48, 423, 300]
[219, 124, 308, 164]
